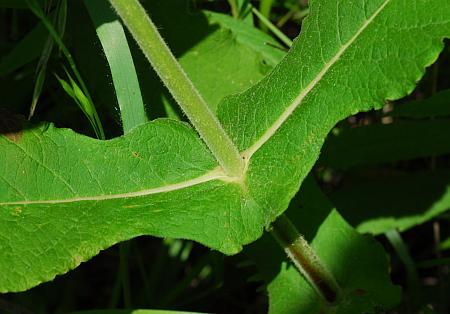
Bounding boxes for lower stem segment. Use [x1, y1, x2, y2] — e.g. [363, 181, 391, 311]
[271, 214, 342, 305]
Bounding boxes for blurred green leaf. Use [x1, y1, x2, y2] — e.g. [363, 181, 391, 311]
[320, 120, 450, 169]
[330, 170, 450, 235]
[441, 236, 450, 251]
[391, 89, 450, 119]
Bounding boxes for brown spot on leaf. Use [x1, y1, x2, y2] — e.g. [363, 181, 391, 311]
[14, 207, 22, 216]
[0, 110, 24, 143]
[353, 289, 367, 296]
[132, 151, 143, 160]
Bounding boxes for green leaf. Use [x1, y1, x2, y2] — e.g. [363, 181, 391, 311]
[0, 121, 256, 292]
[84, 0, 147, 133]
[246, 179, 400, 313]
[217, 0, 450, 224]
[1, 0, 450, 296]
[330, 171, 450, 235]
[320, 120, 450, 169]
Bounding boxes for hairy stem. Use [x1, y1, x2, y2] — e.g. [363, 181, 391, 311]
[271, 214, 341, 304]
[109, 0, 244, 177]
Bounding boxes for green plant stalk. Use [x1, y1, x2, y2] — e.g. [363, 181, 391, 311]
[385, 229, 420, 309]
[251, 6, 293, 48]
[271, 214, 341, 304]
[258, 0, 274, 32]
[109, 0, 244, 177]
[26, 0, 105, 139]
[119, 243, 131, 308]
[227, 0, 239, 18]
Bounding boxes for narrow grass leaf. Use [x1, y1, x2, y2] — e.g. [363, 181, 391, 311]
[26, 0, 105, 139]
[84, 0, 147, 134]
[29, 0, 67, 119]
[385, 229, 420, 304]
[258, 0, 274, 32]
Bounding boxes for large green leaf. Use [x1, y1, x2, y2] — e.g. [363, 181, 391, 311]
[1, 0, 450, 296]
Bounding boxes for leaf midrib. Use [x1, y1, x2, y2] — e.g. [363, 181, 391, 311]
[0, 167, 228, 205]
[3, 0, 390, 205]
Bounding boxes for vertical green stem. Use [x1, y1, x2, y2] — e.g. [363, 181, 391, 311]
[109, 0, 244, 177]
[252, 6, 293, 48]
[227, 0, 239, 18]
[119, 243, 131, 307]
[385, 229, 420, 310]
[258, 0, 274, 32]
[271, 214, 341, 304]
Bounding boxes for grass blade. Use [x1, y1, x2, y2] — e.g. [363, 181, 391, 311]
[251, 5, 293, 48]
[258, 0, 273, 32]
[29, 0, 67, 119]
[26, 0, 105, 139]
[84, 0, 146, 134]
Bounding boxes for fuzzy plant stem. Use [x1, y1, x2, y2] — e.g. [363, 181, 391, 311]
[109, 0, 245, 177]
[271, 214, 342, 304]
